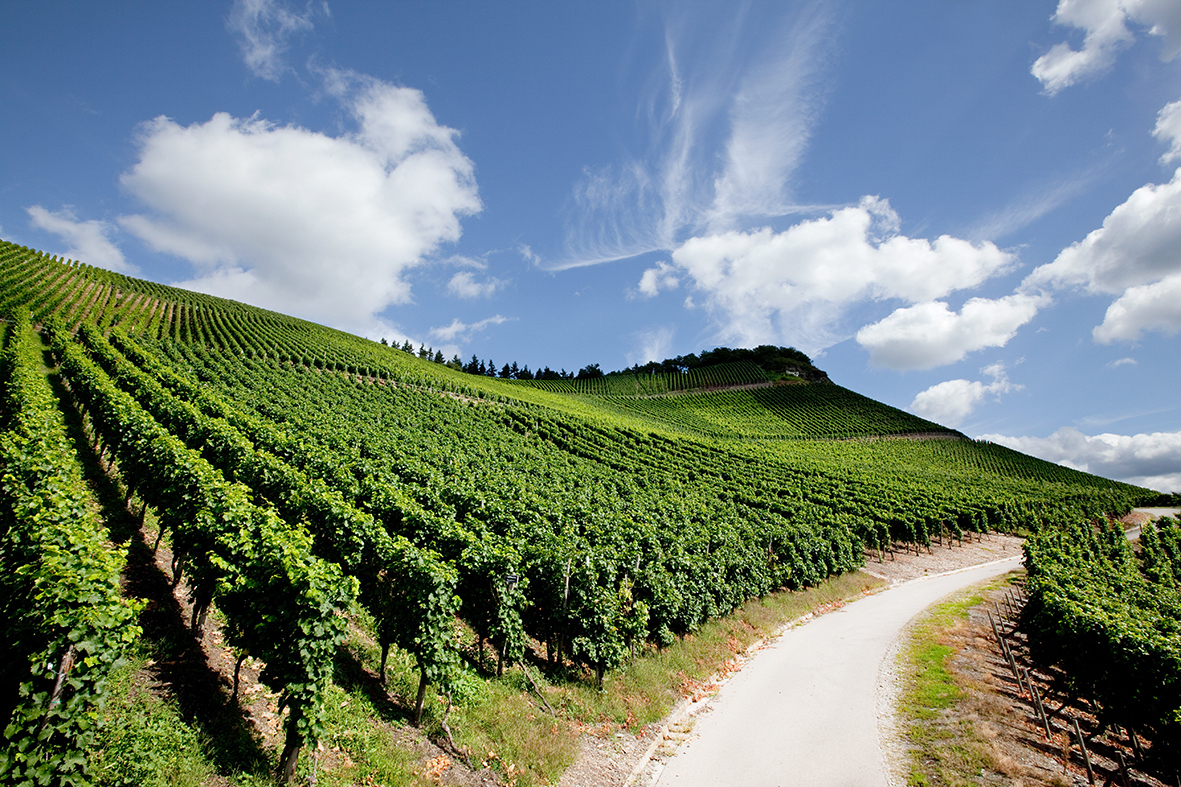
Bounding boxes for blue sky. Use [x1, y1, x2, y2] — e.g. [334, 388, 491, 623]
[3, 0, 1181, 491]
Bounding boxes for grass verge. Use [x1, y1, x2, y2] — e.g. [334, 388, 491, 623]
[896, 573, 1049, 787]
[84, 558, 882, 786]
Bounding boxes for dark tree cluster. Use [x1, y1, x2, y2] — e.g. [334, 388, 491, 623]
[390, 339, 817, 384]
[624, 345, 814, 376]
[458, 356, 575, 380]
[384, 339, 451, 367]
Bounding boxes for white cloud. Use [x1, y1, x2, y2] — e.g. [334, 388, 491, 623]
[444, 254, 487, 270]
[910, 363, 1019, 428]
[1031, 0, 1135, 94]
[447, 270, 504, 299]
[1109, 356, 1138, 366]
[709, 8, 833, 225]
[1154, 99, 1181, 163]
[856, 294, 1045, 371]
[1025, 166, 1181, 295]
[428, 314, 509, 343]
[1023, 156, 1181, 344]
[226, 0, 321, 82]
[1031, 0, 1181, 94]
[118, 75, 479, 338]
[25, 205, 134, 274]
[626, 326, 676, 366]
[559, 3, 837, 267]
[635, 261, 681, 298]
[981, 426, 1181, 491]
[1093, 272, 1181, 342]
[658, 197, 1015, 352]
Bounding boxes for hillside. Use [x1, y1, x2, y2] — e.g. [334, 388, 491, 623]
[0, 239, 1157, 786]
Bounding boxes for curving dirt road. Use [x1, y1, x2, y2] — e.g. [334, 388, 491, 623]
[652, 557, 1022, 787]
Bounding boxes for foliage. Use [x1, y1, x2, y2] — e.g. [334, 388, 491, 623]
[1023, 519, 1181, 770]
[0, 314, 142, 786]
[0, 238, 1159, 776]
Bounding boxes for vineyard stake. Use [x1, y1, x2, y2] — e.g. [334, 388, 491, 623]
[1128, 727, 1144, 762]
[1032, 682, 1051, 739]
[1073, 717, 1095, 786]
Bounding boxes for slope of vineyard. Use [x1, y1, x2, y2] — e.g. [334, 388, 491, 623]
[0, 239, 1161, 785]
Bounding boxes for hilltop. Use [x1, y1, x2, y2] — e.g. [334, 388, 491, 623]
[0, 239, 1156, 786]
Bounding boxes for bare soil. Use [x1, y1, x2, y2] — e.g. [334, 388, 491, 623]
[860, 531, 1025, 586]
[898, 583, 1173, 787]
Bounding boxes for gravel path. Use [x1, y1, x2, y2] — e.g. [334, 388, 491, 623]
[646, 557, 1022, 787]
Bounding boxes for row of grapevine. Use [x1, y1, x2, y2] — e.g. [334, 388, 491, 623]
[586, 383, 955, 440]
[0, 315, 141, 787]
[48, 323, 355, 781]
[76, 324, 465, 722]
[104, 327, 534, 678]
[150, 337, 864, 666]
[1141, 517, 1181, 588]
[140, 336, 1151, 682]
[1023, 519, 1181, 771]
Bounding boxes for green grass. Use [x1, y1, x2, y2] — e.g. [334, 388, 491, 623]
[308, 569, 883, 787]
[897, 577, 1007, 787]
[87, 648, 217, 787]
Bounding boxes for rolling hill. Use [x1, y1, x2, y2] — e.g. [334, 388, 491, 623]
[0, 239, 1156, 786]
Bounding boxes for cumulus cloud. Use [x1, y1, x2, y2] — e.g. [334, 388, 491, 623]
[429, 314, 509, 343]
[26, 205, 133, 273]
[1108, 356, 1137, 367]
[1023, 154, 1181, 344]
[856, 294, 1045, 370]
[981, 427, 1181, 491]
[1155, 99, 1181, 163]
[635, 261, 681, 298]
[1031, 0, 1181, 94]
[447, 270, 504, 299]
[1026, 166, 1181, 295]
[118, 74, 480, 337]
[1093, 272, 1181, 342]
[655, 197, 1015, 351]
[227, 0, 322, 81]
[910, 363, 1018, 428]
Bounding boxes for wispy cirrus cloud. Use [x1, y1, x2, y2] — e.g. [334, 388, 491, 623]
[429, 314, 510, 343]
[227, 0, 326, 82]
[967, 168, 1099, 242]
[557, 1, 837, 269]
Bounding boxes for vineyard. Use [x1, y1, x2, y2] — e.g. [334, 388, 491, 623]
[1022, 517, 1181, 773]
[0, 239, 1163, 785]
